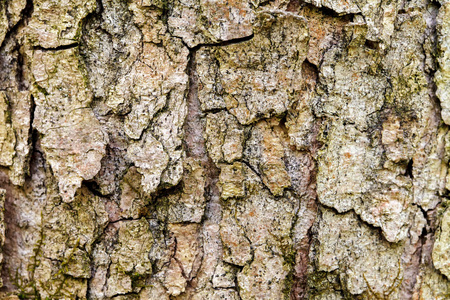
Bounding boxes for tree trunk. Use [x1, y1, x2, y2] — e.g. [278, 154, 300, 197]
[0, 0, 449, 299]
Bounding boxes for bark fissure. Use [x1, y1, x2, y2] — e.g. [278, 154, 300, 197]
[0, 0, 34, 51]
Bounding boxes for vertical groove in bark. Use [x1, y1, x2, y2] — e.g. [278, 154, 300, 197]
[185, 48, 222, 224]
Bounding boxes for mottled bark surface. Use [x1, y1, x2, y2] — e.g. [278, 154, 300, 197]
[0, 0, 450, 299]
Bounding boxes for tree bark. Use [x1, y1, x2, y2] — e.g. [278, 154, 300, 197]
[0, 0, 449, 299]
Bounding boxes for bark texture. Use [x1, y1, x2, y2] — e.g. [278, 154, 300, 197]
[0, 0, 450, 299]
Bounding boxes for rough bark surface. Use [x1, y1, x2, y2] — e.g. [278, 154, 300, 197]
[0, 0, 449, 299]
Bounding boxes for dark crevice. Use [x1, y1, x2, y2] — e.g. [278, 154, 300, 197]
[278, 114, 289, 134]
[95, 0, 104, 14]
[365, 39, 380, 50]
[319, 204, 391, 242]
[413, 203, 428, 222]
[240, 160, 261, 177]
[27, 94, 37, 176]
[29, 93, 35, 136]
[183, 33, 255, 51]
[152, 180, 183, 204]
[405, 159, 414, 179]
[302, 58, 319, 76]
[107, 217, 139, 225]
[298, 1, 357, 20]
[33, 43, 79, 52]
[202, 107, 227, 115]
[83, 180, 105, 198]
[16, 47, 27, 91]
[0, 0, 34, 51]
